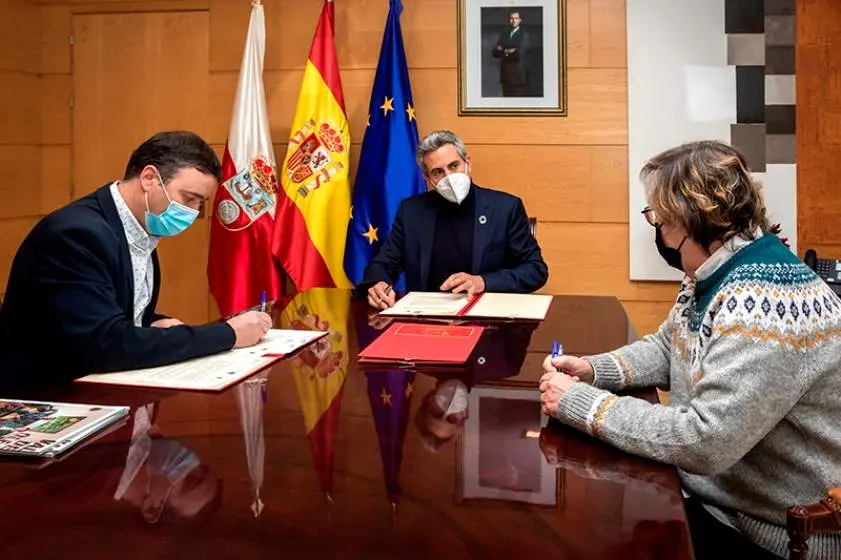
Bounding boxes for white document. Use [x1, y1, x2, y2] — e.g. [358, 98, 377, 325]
[379, 292, 553, 320]
[465, 293, 553, 320]
[379, 292, 472, 317]
[77, 329, 327, 392]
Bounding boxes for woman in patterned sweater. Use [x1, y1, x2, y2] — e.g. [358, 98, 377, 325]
[540, 140, 841, 559]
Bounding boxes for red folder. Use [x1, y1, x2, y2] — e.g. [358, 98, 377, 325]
[358, 322, 485, 365]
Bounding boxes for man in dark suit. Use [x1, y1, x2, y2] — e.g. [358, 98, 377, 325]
[362, 130, 548, 309]
[492, 10, 531, 97]
[0, 131, 271, 386]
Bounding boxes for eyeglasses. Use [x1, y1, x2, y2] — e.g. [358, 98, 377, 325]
[641, 206, 658, 227]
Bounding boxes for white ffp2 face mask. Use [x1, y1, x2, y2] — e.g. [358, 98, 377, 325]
[434, 172, 472, 204]
[433, 379, 469, 416]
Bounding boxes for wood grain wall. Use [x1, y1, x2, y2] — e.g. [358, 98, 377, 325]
[797, 0, 841, 257]
[5, 0, 685, 334]
[0, 0, 44, 301]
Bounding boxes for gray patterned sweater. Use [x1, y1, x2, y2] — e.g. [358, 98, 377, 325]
[555, 233, 841, 559]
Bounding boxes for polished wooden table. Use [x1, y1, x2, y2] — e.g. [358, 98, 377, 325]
[0, 289, 693, 559]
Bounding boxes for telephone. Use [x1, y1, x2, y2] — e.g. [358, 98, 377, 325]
[804, 249, 841, 297]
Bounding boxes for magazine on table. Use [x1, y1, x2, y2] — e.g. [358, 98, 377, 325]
[0, 399, 129, 458]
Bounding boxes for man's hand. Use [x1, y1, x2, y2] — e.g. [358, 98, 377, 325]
[367, 281, 396, 310]
[539, 372, 578, 418]
[542, 355, 595, 384]
[150, 318, 184, 328]
[440, 273, 485, 297]
[226, 310, 272, 348]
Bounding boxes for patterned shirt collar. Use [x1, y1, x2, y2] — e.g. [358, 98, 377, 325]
[694, 229, 763, 282]
[109, 181, 158, 253]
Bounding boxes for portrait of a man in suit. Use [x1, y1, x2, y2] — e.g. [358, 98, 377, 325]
[481, 7, 544, 98]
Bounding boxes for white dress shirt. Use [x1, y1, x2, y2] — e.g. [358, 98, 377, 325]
[109, 182, 159, 326]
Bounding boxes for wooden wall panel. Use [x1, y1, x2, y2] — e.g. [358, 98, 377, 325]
[468, 145, 628, 224]
[0, 0, 40, 73]
[41, 74, 72, 145]
[538, 222, 677, 302]
[588, 0, 625, 67]
[40, 6, 72, 222]
[0, 72, 41, 146]
[211, 0, 454, 72]
[40, 5, 71, 74]
[208, 0, 618, 72]
[207, 67, 626, 146]
[0, 0, 40, 300]
[72, 10, 210, 194]
[40, 145, 72, 213]
[797, 0, 841, 253]
[0, 146, 42, 218]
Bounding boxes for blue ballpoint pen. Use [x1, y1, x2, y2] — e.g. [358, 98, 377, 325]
[259, 290, 267, 313]
[552, 340, 563, 358]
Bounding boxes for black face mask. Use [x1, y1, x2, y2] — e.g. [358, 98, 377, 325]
[655, 226, 687, 271]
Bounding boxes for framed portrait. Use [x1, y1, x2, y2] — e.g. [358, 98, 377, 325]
[457, 0, 567, 116]
[455, 387, 560, 507]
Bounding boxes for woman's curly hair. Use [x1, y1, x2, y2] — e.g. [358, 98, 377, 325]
[641, 140, 770, 249]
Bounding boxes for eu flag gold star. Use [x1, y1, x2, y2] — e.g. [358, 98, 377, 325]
[404, 382, 414, 398]
[380, 96, 395, 117]
[380, 387, 392, 406]
[406, 103, 416, 122]
[362, 223, 379, 245]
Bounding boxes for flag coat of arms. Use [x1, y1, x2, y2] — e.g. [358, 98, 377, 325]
[272, 0, 352, 291]
[208, 2, 283, 317]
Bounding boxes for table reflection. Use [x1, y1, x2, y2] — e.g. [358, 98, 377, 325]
[0, 288, 691, 559]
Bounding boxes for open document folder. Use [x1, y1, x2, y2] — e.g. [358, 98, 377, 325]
[76, 329, 327, 392]
[378, 292, 553, 320]
[0, 399, 128, 458]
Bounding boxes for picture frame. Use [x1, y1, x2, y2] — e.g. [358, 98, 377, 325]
[455, 386, 560, 507]
[457, 0, 568, 116]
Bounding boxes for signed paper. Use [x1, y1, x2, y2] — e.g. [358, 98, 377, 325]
[379, 292, 552, 320]
[379, 292, 472, 317]
[77, 329, 327, 392]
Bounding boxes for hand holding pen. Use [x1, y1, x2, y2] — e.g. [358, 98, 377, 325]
[224, 291, 272, 348]
[541, 340, 595, 385]
[367, 281, 396, 310]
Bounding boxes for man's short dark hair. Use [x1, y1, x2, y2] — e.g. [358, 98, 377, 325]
[123, 131, 222, 183]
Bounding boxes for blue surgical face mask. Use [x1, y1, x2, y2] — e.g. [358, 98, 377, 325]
[146, 438, 200, 484]
[144, 173, 199, 237]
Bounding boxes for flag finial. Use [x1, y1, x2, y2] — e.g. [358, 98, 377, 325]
[251, 0, 261, 6]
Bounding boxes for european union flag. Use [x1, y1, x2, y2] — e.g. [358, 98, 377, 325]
[344, 0, 425, 291]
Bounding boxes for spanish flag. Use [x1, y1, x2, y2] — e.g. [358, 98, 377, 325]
[272, 0, 352, 291]
[279, 288, 350, 499]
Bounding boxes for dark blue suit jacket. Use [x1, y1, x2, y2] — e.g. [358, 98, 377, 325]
[361, 185, 548, 293]
[0, 185, 235, 387]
